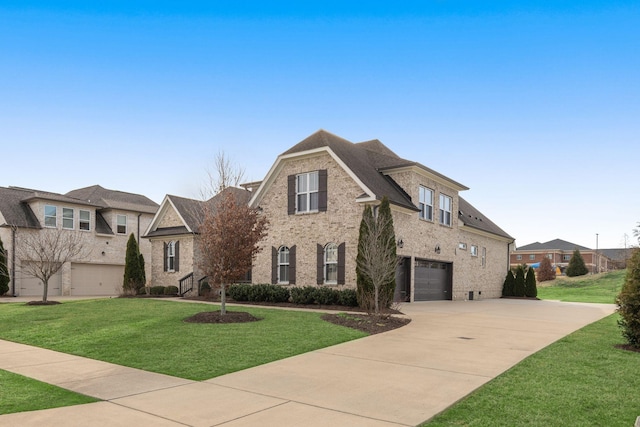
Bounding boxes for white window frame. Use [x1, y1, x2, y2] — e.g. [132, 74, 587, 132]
[296, 171, 319, 213]
[324, 243, 338, 285]
[44, 205, 57, 228]
[278, 246, 290, 284]
[547, 254, 553, 259]
[471, 245, 478, 257]
[458, 242, 467, 250]
[516, 254, 522, 260]
[167, 241, 176, 272]
[116, 214, 127, 234]
[439, 194, 452, 226]
[62, 207, 74, 230]
[79, 210, 91, 231]
[529, 254, 535, 260]
[418, 186, 434, 221]
[563, 254, 571, 261]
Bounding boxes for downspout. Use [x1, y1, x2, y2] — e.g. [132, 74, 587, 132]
[11, 225, 16, 297]
[137, 213, 142, 246]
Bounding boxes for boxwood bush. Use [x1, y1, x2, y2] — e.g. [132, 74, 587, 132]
[150, 285, 166, 295]
[337, 288, 358, 307]
[164, 285, 179, 296]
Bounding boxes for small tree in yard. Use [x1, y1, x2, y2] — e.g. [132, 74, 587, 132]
[356, 197, 398, 314]
[16, 228, 85, 303]
[514, 264, 526, 297]
[502, 269, 515, 297]
[566, 249, 589, 277]
[525, 266, 538, 298]
[198, 190, 268, 315]
[537, 256, 556, 282]
[0, 237, 9, 296]
[123, 233, 145, 294]
[616, 248, 640, 348]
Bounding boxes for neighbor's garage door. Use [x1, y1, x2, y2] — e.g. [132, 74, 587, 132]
[20, 265, 62, 297]
[71, 263, 124, 296]
[414, 260, 452, 301]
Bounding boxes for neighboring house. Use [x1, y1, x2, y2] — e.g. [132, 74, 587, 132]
[0, 185, 158, 297]
[248, 130, 514, 301]
[143, 187, 252, 295]
[600, 248, 634, 270]
[511, 238, 614, 273]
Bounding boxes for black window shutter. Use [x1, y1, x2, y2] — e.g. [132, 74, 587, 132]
[163, 242, 168, 272]
[271, 247, 278, 284]
[318, 169, 328, 212]
[289, 245, 296, 285]
[317, 244, 324, 285]
[338, 242, 346, 285]
[175, 241, 180, 272]
[287, 175, 296, 215]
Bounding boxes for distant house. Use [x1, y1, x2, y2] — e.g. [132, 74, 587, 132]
[143, 187, 252, 295]
[0, 185, 158, 297]
[511, 238, 615, 274]
[248, 130, 514, 301]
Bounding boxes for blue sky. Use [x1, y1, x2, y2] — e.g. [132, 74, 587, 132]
[1, 1, 638, 249]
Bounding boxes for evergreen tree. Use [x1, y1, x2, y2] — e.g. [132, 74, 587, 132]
[123, 233, 144, 293]
[502, 269, 515, 297]
[566, 249, 589, 277]
[537, 256, 556, 282]
[139, 252, 146, 284]
[617, 248, 640, 348]
[525, 266, 538, 298]
[356, 197, 398, 313]
[0, 237, 9, 296]
[514, 264, 526, 297]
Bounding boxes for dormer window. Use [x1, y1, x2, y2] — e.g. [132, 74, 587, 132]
[419, 186, 434, 221]
[79, 210, 91, 231]
[439, 194, 452, 227]
[63, 208, 74, 229]
[44, 205, 57, 228]
[116, 215, 127, 234]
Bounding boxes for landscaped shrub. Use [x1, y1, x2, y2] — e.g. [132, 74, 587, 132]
[150, 285, 166, 295]
[337, 288, 358, 307]
[164, 285, 179, 296]
[262, 284, 290, 303]
[290, 286, 317, 305]
[199, 281, 211, 297]
[525, 266, 538, 298]
[313, 286, 338, 305]
[566, 249, 589, 277]
[227, 283, 251, 301]
[514, 265, 526, 297]
[616, 248, 640, 348]
[0, 236, 9, 296]
[502, 270, 515, 297]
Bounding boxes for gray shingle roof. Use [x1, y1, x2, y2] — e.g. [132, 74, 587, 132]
[0, 187, 42, 228]
[517, 239, 591, 251]
[458, 197, 513, 240]
[65, 185, 158, 214]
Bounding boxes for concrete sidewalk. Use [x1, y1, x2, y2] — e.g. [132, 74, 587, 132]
[0, 299, 615, 426]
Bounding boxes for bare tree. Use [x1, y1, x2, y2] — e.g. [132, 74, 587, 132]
[16, 228, 86, 302]
[197, 190, 268, 314]
[356, 197, 398, 314]
[200, 150, 246, 199]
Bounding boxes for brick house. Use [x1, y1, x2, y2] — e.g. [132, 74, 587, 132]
[511, 238, 613, 274]
[0, 185, 158, 297]
[143, 187, 252, 295]
[248, 130, 514, 301]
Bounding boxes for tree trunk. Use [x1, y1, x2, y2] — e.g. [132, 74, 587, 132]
[42, 279, 49, 303]
[374, 286, 379, 314]
[220, 284, 227, 315]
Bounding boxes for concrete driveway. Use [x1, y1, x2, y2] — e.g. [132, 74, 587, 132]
[0, 298, 615, 426]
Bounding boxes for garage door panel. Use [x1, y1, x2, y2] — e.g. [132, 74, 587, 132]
[414, 260, 452, 301]
[19, 262, 62, 297]
[71, 264, 124, 296]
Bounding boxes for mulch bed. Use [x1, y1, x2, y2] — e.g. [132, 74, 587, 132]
[184, 310, 260, 324]
[615, 344, 640, 353]
[321, 313, 411, 334]
[25, 300, 62, 306]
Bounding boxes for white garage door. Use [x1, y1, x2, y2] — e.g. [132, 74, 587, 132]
[20, 265, 62, 297]
[71, 263, 124, 296]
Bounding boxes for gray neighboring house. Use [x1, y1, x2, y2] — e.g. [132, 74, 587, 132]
[0, 185, 158, 297]
[143, 187, 252, 295]
[249, 130, 515, 301]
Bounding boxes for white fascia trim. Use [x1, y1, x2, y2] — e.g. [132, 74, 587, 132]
[459, 223, 514, 243]
[249, 146, 376, 208]
[383, 165, 469, 192]
[144, 195, 193, 236]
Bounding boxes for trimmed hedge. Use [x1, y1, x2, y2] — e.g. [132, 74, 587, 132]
[164, 285, 179, 296]
[150, 286, 166, 295]
[226, 284, 359, 307]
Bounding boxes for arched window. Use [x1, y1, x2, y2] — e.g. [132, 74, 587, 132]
[167, 241, 176, 272]
[324, 243, 338, 284]
[278, 246, 290, 284]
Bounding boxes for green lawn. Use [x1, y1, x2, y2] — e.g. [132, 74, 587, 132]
[0, 369, 97, 415]
[0, 298, 366, 381]
[424, 270, 638, 426]
[536, 269, 625, 304]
